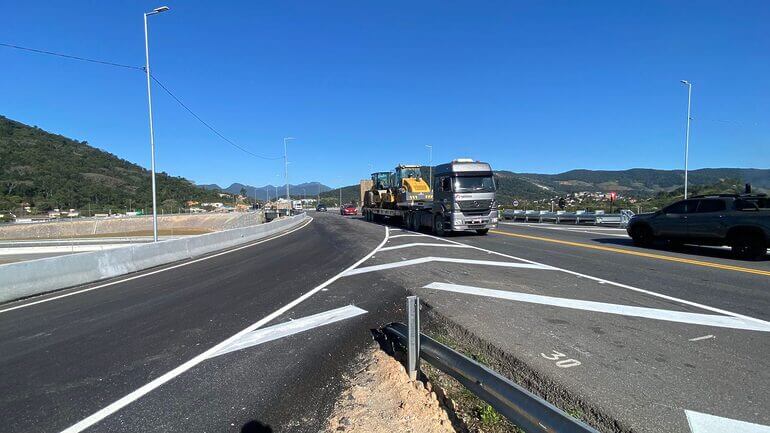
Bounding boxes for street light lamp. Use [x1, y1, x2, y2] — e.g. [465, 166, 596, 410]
[283, 137, 294, 200]
[143, 5, 170, 242]
[680, 80, 693, 199]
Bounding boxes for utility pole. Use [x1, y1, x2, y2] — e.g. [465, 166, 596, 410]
[283, 137, 294, 200]
[680, 80, 693, 199]
[143, 5, 170, 242]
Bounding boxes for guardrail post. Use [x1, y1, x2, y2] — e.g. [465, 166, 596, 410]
[407, 295, 420, 380]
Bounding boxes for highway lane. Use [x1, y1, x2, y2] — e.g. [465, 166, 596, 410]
[337, 217, 769, 432]
[488, 222, 770, 320]
[0, 213, 405, 433]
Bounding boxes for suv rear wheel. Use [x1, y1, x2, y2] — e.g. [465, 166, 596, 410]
[731, 234, 766, 260]
[630, 225, 654, 247]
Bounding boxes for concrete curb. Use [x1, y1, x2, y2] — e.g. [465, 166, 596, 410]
[0, 213, 308, 304]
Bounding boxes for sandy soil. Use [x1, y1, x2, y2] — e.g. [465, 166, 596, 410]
[327, 348, 457, 433]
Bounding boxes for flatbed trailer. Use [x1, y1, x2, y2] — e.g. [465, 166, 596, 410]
[362, 159, 499, 236]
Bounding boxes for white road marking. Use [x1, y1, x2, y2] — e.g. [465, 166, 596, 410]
[210, 305, 367, 358]
[343, 257, 554, 277]
[58, 225, 390, 433]
[422, 282, 770, 333]
[0, 218, 314, 315]
[426, 231, 770, 329]
[379, 242, 472, 252]
[685, 409, 770, 433]
[688, 334, 715, 342]
[389, 233, 430, 239]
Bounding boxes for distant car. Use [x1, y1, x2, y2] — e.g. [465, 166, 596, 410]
[627, 195, 770, 259]
[316, 204, 327, 212]
[341, 204, 357, 216]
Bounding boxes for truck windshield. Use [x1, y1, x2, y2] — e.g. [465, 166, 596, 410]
[453, 176, 495, 192]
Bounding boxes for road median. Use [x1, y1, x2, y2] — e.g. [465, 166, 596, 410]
[0, 213, 309, 304]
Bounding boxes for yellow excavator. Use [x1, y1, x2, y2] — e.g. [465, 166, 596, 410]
[363, 165, 432, 210]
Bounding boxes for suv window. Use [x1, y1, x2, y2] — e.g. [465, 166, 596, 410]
[734, 199, 759, 211]
[695, 199, 726, 213]
[663, 200, 694, 214]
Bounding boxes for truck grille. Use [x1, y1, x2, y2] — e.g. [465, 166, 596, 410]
[458, 200, 492, 211]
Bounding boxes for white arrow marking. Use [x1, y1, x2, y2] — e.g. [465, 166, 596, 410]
[343, 257, 554, 276]
[422, 282, 770, 333]
[686, 410, 770, 433]
[210, 305, 367, 358]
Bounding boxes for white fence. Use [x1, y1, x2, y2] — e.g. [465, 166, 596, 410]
[501, 209, 634, 227]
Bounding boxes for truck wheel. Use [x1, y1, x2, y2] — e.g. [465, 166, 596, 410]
[433, 215, 446, 236]
[409, 213, 419, 231]
[630, 225, 654, 247]
[476, 229, 489, 235]
[731, 235, 766, 260]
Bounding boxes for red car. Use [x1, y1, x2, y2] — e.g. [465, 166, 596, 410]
[340, 204, 357, 216]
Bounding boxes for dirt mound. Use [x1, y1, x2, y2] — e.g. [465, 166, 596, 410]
[327, 348, 457, 433]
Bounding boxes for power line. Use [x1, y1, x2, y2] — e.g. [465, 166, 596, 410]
[150, 74, 283, 160]
[0, 42, 143, 70]
[1, 41, 283, 161]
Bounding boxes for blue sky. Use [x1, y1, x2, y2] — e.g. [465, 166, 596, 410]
[1, 1, 768, 188]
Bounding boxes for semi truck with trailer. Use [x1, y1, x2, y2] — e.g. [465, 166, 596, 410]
[361, 159, 499, 235]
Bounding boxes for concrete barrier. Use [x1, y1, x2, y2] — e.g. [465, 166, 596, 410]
[0, 213, 308, 304]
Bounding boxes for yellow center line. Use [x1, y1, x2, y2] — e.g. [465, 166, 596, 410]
[489, 230, 770, 277]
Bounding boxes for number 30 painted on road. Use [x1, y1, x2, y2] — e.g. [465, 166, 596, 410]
[540, 350, 582, 368]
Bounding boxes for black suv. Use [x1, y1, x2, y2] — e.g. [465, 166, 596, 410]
[315, 204, 327, 212]
[627, 195, 769, 259]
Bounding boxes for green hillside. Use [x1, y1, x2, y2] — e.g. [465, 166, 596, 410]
[0, 116, 220, 215]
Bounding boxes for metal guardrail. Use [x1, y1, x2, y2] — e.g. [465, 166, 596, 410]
[501, 209, 635, 227]
[383, 297, 600, 433]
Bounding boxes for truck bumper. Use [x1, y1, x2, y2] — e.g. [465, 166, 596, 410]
[449, 210, 498, 231]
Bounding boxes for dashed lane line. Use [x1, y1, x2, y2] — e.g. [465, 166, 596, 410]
[490, 230, 770, 277]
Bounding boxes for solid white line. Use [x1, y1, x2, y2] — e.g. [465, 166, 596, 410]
[389, 234, 430, 239]
[1, 218, 315, 315]
[688, 334, 715, 342]
[379, 243, 472, 252]
[429, 231, 770, 328]
[343, 256, 553, 276]
[210, 305, 367, 358]
[58, 223, 389, 433]
[423, 282, 770, 332]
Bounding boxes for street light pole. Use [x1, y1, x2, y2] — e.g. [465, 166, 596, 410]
[680, 80, 693, 199]
[425, 144, 433, 187]
[283, 137, 294, 200]
[143, 5, 169, 242]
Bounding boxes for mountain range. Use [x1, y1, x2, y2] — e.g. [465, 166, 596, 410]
[1, 114, 767, 213]
[199, 182, 332, 201]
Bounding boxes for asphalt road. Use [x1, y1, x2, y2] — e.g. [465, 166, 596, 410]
[2, 214, 768, 433]
[0, 213, 405, 433]
[405, 221, 769, 432]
